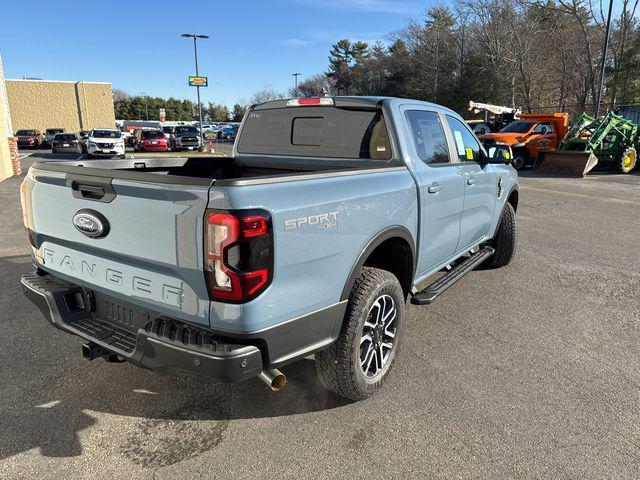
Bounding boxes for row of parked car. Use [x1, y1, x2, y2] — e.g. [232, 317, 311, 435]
[15, 122, 241, 157]
[16, 128, 126, 158]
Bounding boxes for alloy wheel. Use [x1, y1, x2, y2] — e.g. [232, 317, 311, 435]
[360, 294, 397, 378]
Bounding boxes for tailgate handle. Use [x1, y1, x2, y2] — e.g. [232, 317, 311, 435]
[68, 176, 116, 203]
[74, 183, 105, 199]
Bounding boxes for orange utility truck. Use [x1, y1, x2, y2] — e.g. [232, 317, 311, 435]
[478, 113, 569, 170]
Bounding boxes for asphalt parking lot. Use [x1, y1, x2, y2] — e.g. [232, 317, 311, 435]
[1, 161, 639, 479]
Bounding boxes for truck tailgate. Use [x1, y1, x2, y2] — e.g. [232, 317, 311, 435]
[22, 167, 212, 326]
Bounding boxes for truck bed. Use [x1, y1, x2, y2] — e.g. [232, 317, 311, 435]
[32, 155, 392, 186]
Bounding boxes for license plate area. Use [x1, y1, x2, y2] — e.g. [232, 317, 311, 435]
[91, 291, 154, 332]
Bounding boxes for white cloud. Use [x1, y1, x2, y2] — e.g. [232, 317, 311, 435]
[279, 38, 314, 47]
[290, 0, 422, 14]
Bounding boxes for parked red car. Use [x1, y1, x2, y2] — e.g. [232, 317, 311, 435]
[133, 129, 169, 152]
[15, 129, 44, 149]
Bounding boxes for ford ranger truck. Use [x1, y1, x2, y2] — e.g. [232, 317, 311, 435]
[479, 113, 569, 170]
[20, 97, 519, 401]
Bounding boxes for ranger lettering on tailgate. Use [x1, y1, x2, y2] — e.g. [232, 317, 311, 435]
[40, 247, 183, 307]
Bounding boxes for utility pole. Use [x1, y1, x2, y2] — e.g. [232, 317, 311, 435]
[595, 0, 614, 118]
[292, 72, 301, 97]
[181, 33, 209, 151]
[140, 92, 148, 121]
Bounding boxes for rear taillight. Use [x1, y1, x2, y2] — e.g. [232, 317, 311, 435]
[20, 177, 30, 229]
[204, 209, 273, 303]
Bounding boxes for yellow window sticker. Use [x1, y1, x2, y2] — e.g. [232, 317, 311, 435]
[465, 148, 474, 160]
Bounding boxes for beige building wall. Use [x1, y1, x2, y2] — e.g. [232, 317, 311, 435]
[6, 79, 115, 133]
[0, 97, 12, 181]
[0, 55, 13, 181]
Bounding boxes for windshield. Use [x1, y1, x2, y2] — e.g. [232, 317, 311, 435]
[162, 127, 174, 133]
[175, 126, 198, 134]
[500, 122, 534, 133]
[142, 131, 165, 139]
[16, 130, 37, 136]
[46, 129, 63, 135]
[92, 130, 121, 139]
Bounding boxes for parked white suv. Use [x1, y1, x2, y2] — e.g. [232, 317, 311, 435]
[87, 129, 126, 159]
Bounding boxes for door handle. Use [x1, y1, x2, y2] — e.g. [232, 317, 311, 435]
[466, 177, 477, 186]
[427, 183, 442, 194]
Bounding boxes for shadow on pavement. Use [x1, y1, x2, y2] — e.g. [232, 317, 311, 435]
[0, 254, 351, 462]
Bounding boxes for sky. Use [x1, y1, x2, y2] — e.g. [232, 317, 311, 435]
[0, 0, 433, 108]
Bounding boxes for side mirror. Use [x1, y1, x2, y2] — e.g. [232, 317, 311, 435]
[487, 144, 512, 164]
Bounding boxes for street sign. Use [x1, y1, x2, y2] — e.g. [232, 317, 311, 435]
[189, 76, 208, 87]
[159, 108, 166, 122]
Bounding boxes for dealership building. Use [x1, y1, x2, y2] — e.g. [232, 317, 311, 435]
[6, 79, 116, 134]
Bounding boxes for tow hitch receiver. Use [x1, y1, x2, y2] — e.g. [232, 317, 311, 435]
[82, 342, 124, 363]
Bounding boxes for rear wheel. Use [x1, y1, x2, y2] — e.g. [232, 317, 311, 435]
[486, 202, 517, 268]
[614, 147, 636, 174]
[315, 267, 404, 401]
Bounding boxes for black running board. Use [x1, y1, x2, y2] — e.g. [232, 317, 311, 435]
[411, 247, 495, 305]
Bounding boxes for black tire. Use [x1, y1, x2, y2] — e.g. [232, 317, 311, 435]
[512, 152, 526, 170]
[315, 267, 405, 401]
[613, 147, 636, 174]
[487, 202, 517, 268]
[119, 154, 126, 159]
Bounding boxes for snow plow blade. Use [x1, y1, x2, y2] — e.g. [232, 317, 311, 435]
[534, 151, 599, 177]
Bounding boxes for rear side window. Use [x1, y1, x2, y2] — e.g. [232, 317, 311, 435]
[237, 107, 392, 160]
[446, 115, 482, 163]
[405, 111, 450, 164]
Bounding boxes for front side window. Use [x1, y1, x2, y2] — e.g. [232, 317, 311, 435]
[500, 121, 534, 134]
[446, 115, 482, 163]
[405, 111, 449, 165]
[533, 123, 552, 134]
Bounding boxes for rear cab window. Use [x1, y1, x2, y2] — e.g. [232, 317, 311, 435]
[237, 106, 392, 160]
[405, 111, 450, 165]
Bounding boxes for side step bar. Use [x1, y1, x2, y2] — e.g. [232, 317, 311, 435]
[411, 246, 495, 305]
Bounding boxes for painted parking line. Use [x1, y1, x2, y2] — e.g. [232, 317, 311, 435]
[520, 185, 640, 207]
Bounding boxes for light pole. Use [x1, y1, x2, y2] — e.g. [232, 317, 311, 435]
[180, 33, 209, 151]
[292, 72, 301, 97]
[594, 0, 614, 118]
[139, 92, 148, 120]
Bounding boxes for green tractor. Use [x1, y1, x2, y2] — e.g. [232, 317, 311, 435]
[535, 111, 638, 177]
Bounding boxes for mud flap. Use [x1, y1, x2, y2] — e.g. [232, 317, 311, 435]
[534, 151, 599, 178]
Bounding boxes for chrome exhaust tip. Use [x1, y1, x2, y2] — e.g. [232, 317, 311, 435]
[258, 369, 287, 392]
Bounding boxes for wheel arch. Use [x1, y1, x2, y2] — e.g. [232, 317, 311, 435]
[507, 188, 519, 212]
[340, 226, 416, 302]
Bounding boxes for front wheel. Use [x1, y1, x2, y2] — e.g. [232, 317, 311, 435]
[614, 147, 636, 174]
[315, 267, 404, 401]
[512, 152, 526, 170]
[486, 202, 517, 268]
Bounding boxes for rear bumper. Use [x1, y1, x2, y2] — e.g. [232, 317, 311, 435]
[21, 270, 264, 383]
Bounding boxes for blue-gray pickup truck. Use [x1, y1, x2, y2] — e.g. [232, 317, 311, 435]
[20, 96, 518, 400]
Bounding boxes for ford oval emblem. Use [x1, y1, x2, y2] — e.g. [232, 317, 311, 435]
[72, 210, 109, 238]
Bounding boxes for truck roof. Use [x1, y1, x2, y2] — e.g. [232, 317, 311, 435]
[253, 96, 457, 114]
